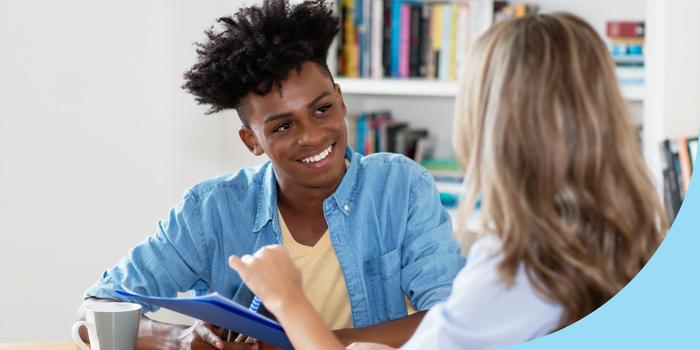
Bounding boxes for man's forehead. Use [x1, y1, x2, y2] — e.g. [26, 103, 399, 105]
[244, 64, 334, 119]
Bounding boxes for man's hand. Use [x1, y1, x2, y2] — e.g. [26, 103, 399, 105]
[346, 343, 397, 350]
[76, 298, 256, 350]
[176, 321, 228, 349]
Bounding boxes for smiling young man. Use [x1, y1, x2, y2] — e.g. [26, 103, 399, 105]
[77, 0, 464, 349]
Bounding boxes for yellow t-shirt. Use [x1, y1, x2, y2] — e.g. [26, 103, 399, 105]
[278, 211, 353, 330]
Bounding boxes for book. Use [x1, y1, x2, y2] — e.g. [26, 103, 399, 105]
[428, 4, 443, 79]
[455, 4, 470, 72]
[370, 0, 383, 78]
[409, 4, 421, 77]
[677, 137, 692, 193]
[390, 0, 402, 76]
[448, 3, 459, 80]
[361, 0, 371, 77]
[606, 21, 645, 38]
[662, 139, 683, 217]
[689, 137, 698, 167]
[342, 0, 359, 77]
[439, 4, 452, 80]
[418, 3, 431, 77]
[386, 121, 408, 153]
[399, 2, 411, 77]
[115, 290, 293, 350]
[382, 0, 392, 77]
[663, 168, 680, 222]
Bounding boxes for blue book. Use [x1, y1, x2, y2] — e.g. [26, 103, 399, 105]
[115, 290, 292, 350]
[357, 113, 367, 155]
[390, 0, 402, 76]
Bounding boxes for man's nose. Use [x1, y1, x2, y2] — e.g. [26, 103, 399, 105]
[297, 123, 324, 146]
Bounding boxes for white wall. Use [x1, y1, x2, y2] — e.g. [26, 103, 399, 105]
[0, 0, 259, 342]
[644, 0, 700, 190]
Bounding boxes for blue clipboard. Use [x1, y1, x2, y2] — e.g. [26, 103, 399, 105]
[115, 290, 293, 349]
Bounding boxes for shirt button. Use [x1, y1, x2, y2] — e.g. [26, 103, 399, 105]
[343, 204, 350, 212]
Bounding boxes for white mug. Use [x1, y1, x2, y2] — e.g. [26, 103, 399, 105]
[71, 302, 142, 350]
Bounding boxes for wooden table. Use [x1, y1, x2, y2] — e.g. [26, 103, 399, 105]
[0, 343, 79, 350]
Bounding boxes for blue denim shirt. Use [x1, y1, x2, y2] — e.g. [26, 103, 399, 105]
[85, 148, 465, 328]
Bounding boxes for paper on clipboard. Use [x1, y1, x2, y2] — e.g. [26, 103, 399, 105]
[115, 290, 292, 349]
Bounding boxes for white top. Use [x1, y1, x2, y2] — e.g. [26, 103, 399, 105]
[402, 235, 563, 350]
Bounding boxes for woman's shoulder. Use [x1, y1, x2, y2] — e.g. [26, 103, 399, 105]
[445, 234, 563, 343]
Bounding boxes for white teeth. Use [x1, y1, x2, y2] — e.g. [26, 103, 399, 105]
[302, 145, 332, 164]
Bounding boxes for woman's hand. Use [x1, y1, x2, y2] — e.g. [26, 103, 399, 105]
[228, 245, 305, 315]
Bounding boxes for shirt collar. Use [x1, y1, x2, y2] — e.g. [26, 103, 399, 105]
[253, 162, 278, 233]
[252, 146, 360, 233]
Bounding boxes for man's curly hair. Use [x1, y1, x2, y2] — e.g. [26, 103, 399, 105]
[182, 0, 339, 121]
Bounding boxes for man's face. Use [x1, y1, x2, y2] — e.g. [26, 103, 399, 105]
[239, 62, 348, 192]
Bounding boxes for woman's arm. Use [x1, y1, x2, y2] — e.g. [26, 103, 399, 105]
[228, 245, 344, 350]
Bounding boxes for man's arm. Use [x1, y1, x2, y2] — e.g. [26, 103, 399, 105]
[75, 298, 254, 350]
[333, 311, 427, 347]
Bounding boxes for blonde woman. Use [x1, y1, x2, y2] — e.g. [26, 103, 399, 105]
[228, 13, 667, 350]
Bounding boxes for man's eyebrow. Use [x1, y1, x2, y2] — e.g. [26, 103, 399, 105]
[263, 112, 292, 125]
[307, 91, 332, 108]
[263, 91, 333, 125]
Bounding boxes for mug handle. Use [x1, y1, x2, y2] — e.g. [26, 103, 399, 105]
[71, 321, 91, 350]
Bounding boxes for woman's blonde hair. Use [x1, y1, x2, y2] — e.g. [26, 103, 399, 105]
[454, 13, 667, 329]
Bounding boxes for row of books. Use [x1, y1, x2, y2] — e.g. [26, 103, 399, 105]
[493, 1, 539, 23]
[346, 110, 432, 162]
[662, 136, 698, 222]
[337, 0, 476, 80]
[606, 20, 645, 86]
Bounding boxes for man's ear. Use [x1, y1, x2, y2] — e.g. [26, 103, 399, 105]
[239, 127, 264, 156]
[334, 83, 347, 116]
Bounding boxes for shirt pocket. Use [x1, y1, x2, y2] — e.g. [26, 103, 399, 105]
[363, 248, 406, 322]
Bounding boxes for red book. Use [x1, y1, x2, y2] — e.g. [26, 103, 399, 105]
[399, 3, 411, 78]
[606, 21, 645, 38]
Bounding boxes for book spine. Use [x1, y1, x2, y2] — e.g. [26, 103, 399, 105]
[371, 0, 384, 78]
[428, 4, 440, 79]
[606, 21, 645, 38]
[678, 137, 692, 194]
[357, 113, 366, 155]
[399, 3, 411, 78]
[409, 4, 421, 77]
[382, 0, 392, 77]
[390, 0, 401, 77]
[337, 0, 346, 75]
[418, 3, 430, 77]
[344, 0, 358, 77]
[362, 0, 371, 77]
[663, 139, 683, 215]
[356, 0, 365, 77]
[439, 4, 452, 80]
[448, 3, 458, 80]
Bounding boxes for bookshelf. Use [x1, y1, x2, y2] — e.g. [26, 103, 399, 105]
[331, 0, 648, 159]
[332, 0, 700, 215]
[338, 77, 646, 101]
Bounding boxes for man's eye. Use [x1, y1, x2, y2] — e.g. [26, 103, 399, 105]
[274, 122, 291, 132]
[315, 104, 332, 115]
